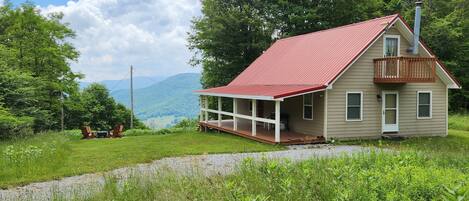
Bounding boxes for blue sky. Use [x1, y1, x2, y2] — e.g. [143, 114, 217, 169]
[4, 0, 202, 82]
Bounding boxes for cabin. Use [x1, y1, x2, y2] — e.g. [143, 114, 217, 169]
[195, 10, 461, 144]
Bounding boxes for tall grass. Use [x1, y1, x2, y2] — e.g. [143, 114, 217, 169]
[448, 114, 469, 131]
[55, 151, 469, 201]
[0, 132, 70, 186]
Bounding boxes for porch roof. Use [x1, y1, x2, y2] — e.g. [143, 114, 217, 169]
[194, 84, 326, 100]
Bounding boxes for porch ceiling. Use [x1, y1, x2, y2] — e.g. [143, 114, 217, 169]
[195, 84, 326, 100]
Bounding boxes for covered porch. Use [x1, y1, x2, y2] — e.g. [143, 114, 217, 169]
[196, 85, 327, 145]
[200, 120, 324, 145]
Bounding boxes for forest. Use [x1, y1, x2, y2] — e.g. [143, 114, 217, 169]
[0, 3, 143, 139]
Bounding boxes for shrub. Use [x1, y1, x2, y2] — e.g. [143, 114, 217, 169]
[123, 128, 174, 137]
[0, 107, 33, 139]
[173, 118, 198, 130]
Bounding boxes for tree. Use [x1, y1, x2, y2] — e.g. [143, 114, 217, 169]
[188, 0, 275, 88]
[65, 83, 145, 130]
[0, 2, 82, 131]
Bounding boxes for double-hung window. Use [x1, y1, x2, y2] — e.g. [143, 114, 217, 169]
[417, 91, 432, 119]
[384, 35, 400, 57]
[346, 92, 363, 121]
[303, 94, 313, 120]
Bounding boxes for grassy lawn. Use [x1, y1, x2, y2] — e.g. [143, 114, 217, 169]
[0, 131, 282, 188]
[59, 128, 469, 201]
[54, 115, 469, 201]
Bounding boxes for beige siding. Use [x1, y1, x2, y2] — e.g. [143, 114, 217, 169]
[282, 92, 324, 135]
[326, 27, 448, 139]
[235, 92, 325, 136]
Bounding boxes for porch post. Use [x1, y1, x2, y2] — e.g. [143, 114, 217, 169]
[217, 97, 222, 127]
[233, 98, 238, 131]
[204, 96, 208, 123]
[199, 96, 203, 122]
[251, 99, 256, 136]
[275, 100, 281, 143]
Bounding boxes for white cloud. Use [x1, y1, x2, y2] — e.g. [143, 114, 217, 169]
[41, 0, 201, 81]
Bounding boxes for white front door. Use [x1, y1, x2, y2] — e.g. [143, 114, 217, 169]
[382, 91, 399, 132]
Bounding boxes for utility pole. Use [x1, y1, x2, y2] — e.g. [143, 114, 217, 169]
[61, 92, 64, 132]
[130, 65, 134, 129]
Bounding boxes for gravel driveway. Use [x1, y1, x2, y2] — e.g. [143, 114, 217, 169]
[0, 145, 370, 201]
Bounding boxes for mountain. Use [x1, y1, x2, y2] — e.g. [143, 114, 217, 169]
[80, 76, 167, 92]
[111, 73, 201, 128]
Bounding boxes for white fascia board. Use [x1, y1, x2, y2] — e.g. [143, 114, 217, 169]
[279, 88, 327, 99]
[194, 92, 282, 101]
[394, 18, 461, 89]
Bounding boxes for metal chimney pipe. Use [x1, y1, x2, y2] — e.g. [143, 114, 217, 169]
[412, 1, 423, 55]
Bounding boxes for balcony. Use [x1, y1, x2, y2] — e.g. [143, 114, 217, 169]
[373, 57, 436, 83]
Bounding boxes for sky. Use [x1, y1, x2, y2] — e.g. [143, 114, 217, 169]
[6, 0, 202, 82]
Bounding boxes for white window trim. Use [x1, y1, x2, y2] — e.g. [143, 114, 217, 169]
[303, 93, 314, 120]
[383, 35, 401, 57]
[417, 91, 432, 119]
[345, 91, 363, 122]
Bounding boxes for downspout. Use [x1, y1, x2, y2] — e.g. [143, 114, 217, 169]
[412, 1, 423, 55]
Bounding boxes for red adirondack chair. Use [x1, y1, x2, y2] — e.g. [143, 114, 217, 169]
[109, 124, 124, 138]
[81, 126, 96, 139]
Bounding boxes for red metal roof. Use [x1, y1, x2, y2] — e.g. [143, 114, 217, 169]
[229, 14, 399, 86]
[195, 84, 326, 99]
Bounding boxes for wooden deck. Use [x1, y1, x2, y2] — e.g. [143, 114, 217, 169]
[373, 57, 436, 83]
[199, 120, 325, 145]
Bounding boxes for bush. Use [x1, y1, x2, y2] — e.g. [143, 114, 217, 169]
[123, 128, 174, 137]
[0, 107, 33, 139]
[173, 118, 198, 130]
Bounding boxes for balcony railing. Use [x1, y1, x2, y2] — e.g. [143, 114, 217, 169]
[373, 57, 436, 83]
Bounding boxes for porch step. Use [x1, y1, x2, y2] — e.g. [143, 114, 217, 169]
[381, 134, 406, 141]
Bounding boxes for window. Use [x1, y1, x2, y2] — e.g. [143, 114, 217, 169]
[303, 94, 313, 120]
[346, 92, 363, 121]
[384, 35, 400, 57]
[417, 91, 432, 119]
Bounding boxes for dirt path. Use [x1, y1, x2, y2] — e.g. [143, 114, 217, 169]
[0, 145, 370, 201]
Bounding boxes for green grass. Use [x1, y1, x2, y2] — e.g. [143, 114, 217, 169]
[53, 115, 469, 201]
[0, 131, 282, 188]
[58, 132, 469, 200]
[449, 114, 469, 131]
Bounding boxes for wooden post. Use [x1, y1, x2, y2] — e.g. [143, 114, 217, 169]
[251, 100, 256, 136]
[275, 100, 281, 143]
[204, 96, 208, 123]
[199, 96, 203, 122]
[233, 98, 238, 131]
[130, 65, 134, 129]
[218, 97, 222, 127]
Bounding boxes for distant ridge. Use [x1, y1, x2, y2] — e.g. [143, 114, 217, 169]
[80, 75, 167, 92]
[111, 73, 201, 128]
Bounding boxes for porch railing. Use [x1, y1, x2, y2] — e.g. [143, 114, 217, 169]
[199, 96, 282, 142]
[373, 57, 436, 83]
